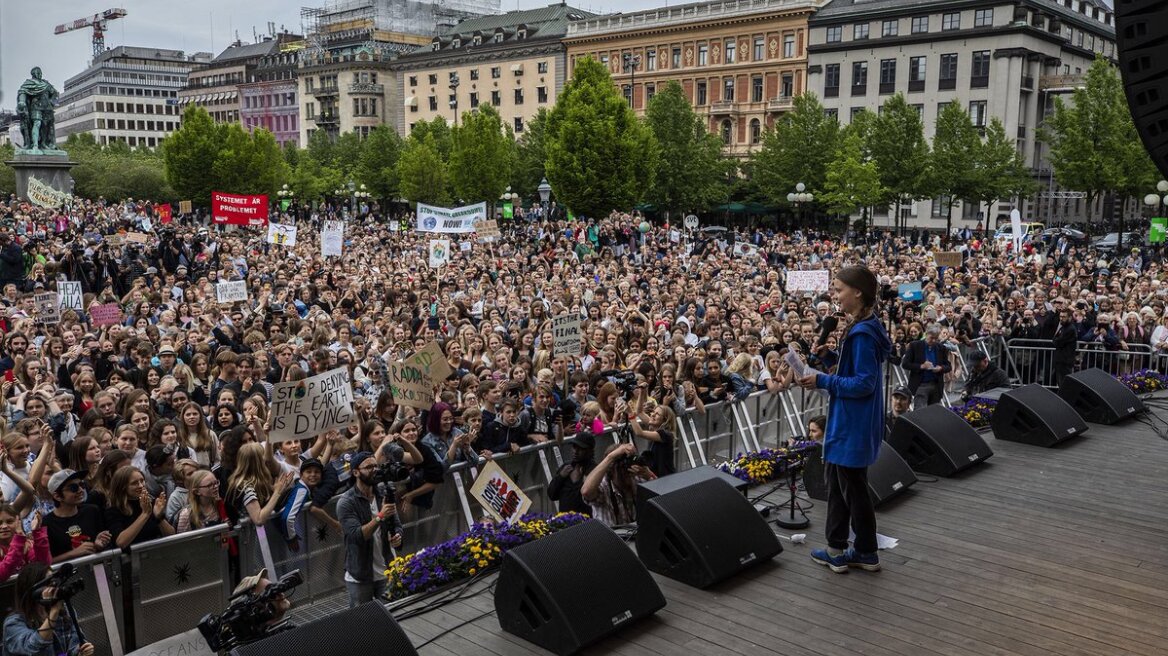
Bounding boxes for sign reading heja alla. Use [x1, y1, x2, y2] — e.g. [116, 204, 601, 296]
[389, 341, 453, 410]
[785, 269, 830, 294]
[89, 303, 123, 327]
[216, 281, 248, 304]
[58, 281, 83, 312]
[551, 312, 582, 356]
[269, 367, 355, 442]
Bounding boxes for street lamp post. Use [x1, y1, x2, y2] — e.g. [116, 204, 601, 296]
[786, 182, 814, 228]
[499, 185, 515, 219]
[449, 73, 461, 127]
[277, 183, 295, 220]
[622, 53, 641, 109]
[537, 178, 552, 218]
[1143, 179, 1168, 250]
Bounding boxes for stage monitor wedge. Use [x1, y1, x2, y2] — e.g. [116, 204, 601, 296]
[636, 477, 781, 588]
[495, 519, 665, 656]
[635, 464, 748, 511]
[803, 442, 918, 506]
[1058, 367, 1146, 424]
[888, 405, 994, 476]
[991, 384, 1089, 447]
[229, 602, 417, 656]
[1116, 0, 1168, 180]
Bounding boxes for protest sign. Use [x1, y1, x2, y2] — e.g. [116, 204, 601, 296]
[178, 200, 193, 214]
[321, 221, 343, 257]
[476, 220, 501, 239]
[429, 239, 450, 268]
[785, 270, 830, 294]
[459, 240, 472, 252]
[211, 192, 268, 227]
[34, 292, 59, 324]
[267, 223, 297, 246]
[934, 251, 962, 268]
[58, 281, 83, 312]
[898, 282, 924, 302]
[551, 312, 582, 356]
[269, 367, 355, 442]
[215, 281, 248, 304]
[1151, 218, 1167, 244]
[90, 303, 123, 327]
[105, 234, 125, 247]
[416, 202, 487, 233]
[156, 203, 173, 224]
[126, 628, 215, 656]
[26, 177, 69, 208]
[125, 232, 150, 245]
[733, 242, 759, 258]
[502, 202, 513, 219]
[388, 342, 452, 410]
[1010, 209, 1023, 253]
[669, 229, 680, 243]
[468, 460, 533, 524]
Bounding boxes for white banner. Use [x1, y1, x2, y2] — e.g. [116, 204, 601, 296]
[1010, 209, 1023, 253]
[321, 220, 344, 257]
[785, 270, 830, 294]
[551, 312, 582, 356]
[267, 223, 297, 247]
[215, 280, 248, 304]
[416, 202, 488, 233]
[26, 177, 70, 209]
[269, 367, 355, 442]
[429, 239, 450, 268]
[58, 281, 83, 312]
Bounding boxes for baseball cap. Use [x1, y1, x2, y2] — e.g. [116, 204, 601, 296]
[351, 451, 375, 472]
[48, 469, 86, 495]
[300, 458, 325, 474]
[232, 568, 268, 597]
[892, 385, 912, 400]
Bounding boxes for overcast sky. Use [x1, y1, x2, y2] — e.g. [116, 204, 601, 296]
[0, 0, 664, 110]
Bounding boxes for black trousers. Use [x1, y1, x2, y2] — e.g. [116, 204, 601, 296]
[824, 462, 878, 554]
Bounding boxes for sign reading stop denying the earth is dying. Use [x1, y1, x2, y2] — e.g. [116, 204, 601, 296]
[269, 367, 354, 442]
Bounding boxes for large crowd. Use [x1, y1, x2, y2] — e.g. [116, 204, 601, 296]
[0, 192, 1163, 640]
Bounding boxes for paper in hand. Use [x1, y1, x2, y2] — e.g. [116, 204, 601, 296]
[784, 349, 822, 379]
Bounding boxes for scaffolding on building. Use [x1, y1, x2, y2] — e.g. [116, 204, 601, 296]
[300, 0, 499, 57]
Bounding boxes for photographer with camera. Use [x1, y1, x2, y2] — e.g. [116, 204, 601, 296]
[3, 562, 94, 656]
[581, 443, 656, 527]
[336, 451, 402, 608]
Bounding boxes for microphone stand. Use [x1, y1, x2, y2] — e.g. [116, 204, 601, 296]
[772, 452, 810, 530]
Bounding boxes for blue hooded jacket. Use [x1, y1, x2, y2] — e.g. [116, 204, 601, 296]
[815, 313, 892, 467]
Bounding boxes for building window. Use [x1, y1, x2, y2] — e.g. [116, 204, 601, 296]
[932, 195, 951, 218]
[491, 67, 501, 78]
[974, 8, 993, 27]
[538, 61, 548, 74]
[491, 90, 501, 106]
[750, 118, 761, 144]
[469, 92, 479, 108]
[879, 59, 896, 93]
[851, 61, 868, 95]
[514, 117, 524, 132]
[854, 23, 870, 40]
[783, 34, 795, 57]
[647, 50, 657, 70]
[470, 69, 479, 80]
[882, 19, 898, 37]
[721, 119, 732, 145]
[942, 12, 960, 31]
[537, 86, 548, 103]
[723, 77, 735, 101]
[781, 73, 794, 97]
[429, 74, 438, 85]
[429, 96, 438, 110]
[824, 63, 840, 97]
[911, 103, 924, 119]
[939, 53, 958, 90]
[672, 47, 681, 68]
[646, 83, 656, 104]
[971, 51, 990, 87]
[752, 76, 764, 102]
[911, 16, 928, 33]
[969, 100, 987, 130]
[909, 56, 927, 92]
[826, 26, 842, 43]
[514, 88, 524, 104]
[754, 37, 765, 61]
[725, 39, 736, 63]
[696, 81, 708, 105]
[825, 108, 839, 119]
[698, 43, 708, 66]
[623, 85, 633, 105]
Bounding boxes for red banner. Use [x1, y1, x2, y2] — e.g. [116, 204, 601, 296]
[156, 203, 173, 224]
[211, 192, 268, 226]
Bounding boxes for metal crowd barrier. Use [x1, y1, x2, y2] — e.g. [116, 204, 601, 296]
[1005, 338, 1160, 388]
[130, 525, 230, 649]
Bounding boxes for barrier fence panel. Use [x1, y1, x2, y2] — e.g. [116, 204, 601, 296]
[1006, 339, 1159, 388]
[129, 524, 230, 649]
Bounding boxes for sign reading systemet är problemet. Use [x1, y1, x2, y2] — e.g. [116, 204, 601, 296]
[268, 367, 354, 442]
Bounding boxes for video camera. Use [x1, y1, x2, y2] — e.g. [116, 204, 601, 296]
[372, 460, 410, 500]
[31, 563, 85, 606]
[598, 369, 638, 397]
[198, 569, 303, 653]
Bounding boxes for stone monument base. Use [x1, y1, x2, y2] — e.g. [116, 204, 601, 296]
[4, 153, 76, 201]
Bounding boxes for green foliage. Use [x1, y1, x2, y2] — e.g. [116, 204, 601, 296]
[161, 105, 221, 205]
[751, 93, 839, 206]
[63, 133, 176, 202]
[513, 108, 551, 198]
[870, 93, 931, 209]
[930, 101, 982, 232]
[0, 144, 16, 197]
[356, 125, 402, 200]
[820, 128, 885, 218]
[409, 118, 453, 161]
[545, 57, 658, 216]
[644, 81, 732, 213]
[974, 118, 1036, 219]
[450, 105, 513, 204]
[332, 132, 363, 179]
[397, 134, 450, 206]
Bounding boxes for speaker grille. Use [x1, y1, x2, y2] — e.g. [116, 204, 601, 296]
[1116, 0, 1168, 178]
[229, 602, 417, 656]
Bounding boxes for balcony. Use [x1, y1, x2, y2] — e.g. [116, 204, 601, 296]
[1039, 73, 1086, 92]
[710, 99, 735, 114]
[349, 82, 385, 95]
[310, 86, 340, 98]
[313, 113, 339, 125]
[767, 95, 794, 111]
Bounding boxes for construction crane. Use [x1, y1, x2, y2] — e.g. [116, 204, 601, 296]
[54, 8, 128, 59]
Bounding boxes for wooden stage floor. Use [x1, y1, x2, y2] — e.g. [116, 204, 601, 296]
[396, 401, 1168, 656]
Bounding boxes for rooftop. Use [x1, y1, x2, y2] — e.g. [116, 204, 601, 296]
[813, 0, 1116, 35]
[566, 0, 825, 39]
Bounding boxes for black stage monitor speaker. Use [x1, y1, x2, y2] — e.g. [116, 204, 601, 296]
[991, 384, 1089, 447]
[803, 442, 917, 506]
[495, 519, 665, 656]
[229, 602, 417, 656]
[635, 464, 749, 510]
[1058, 367, 1147, 424]
[1116, 0, 1168, 180]
[636, 477, 781, 588]
[888, 405, 994, 476]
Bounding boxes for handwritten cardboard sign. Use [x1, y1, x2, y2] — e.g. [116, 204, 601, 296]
[476, 220, 501, 238]
[388, 341, 453, 410]
[551, 312, 582, 356]
[468, 460, 533, 524]
[90, 303, 123, 327]
[58, 281, 83, 312]
[785, 270, 830, 294]
[125, 232, 150, 245]
[216, 281, 248, 305]
[267, 223, 297, 247]
[933, 251, 962, 268]
[269, 367, 355, 442]
[34, 292, 59, 324]
[321, 221, 344, 257]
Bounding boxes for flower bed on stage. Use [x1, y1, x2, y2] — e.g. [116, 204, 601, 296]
[1117, 369, 1168, 394]
[716, 441, 819, 485]
[949, 397, 998, 428]
[384, 512, 589, 600]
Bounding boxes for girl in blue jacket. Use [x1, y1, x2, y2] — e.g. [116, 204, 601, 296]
[798, 265, 891, 573]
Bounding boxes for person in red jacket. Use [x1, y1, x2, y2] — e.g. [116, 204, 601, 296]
[0, 506, 50, 580]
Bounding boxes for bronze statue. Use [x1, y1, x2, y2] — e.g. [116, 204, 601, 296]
[16, 67, 64, 154]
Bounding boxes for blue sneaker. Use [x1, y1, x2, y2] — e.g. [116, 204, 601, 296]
[842, 548, 881, 572]
[810, 547, 849, 573]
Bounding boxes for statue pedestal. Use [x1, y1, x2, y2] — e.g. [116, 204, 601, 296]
[4, 153, 76, 201]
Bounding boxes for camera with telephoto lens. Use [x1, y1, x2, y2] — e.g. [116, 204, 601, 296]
[599, 369, 638, 396]
[32, 563, 85, 606]
[372, 460, 410, 499]
[198, 569, 303, 652]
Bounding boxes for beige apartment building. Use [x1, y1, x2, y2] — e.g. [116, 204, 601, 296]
[563, 0, 825, 157]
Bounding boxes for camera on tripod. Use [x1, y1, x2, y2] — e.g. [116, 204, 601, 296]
[198, 569, 303, 653]
[599, 369, 638, 396]
[31, 563, 84, 606]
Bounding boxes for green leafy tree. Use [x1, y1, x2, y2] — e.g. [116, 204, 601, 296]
[513, 108, 551, 198]
[356, 125, 402, 201]
[161, 105, 222, 205]
[397, 133, 450, 206]
[820, 128, 885, 225]
[409, 118, 453, 161]
[545, 57, 658, 216]
[332, 131, 363, 179]
[644, 81, 732, 215]
[751, 93, 839, 207]
[974, 118, 1036, 228]
[0, 144, 17, 197]
[450, 105, 513, 205]
[930, 101, 982, 235]
[870, 94, 931, 231]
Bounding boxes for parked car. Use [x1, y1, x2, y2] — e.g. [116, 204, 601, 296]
[1091, 232, 1144, 252]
